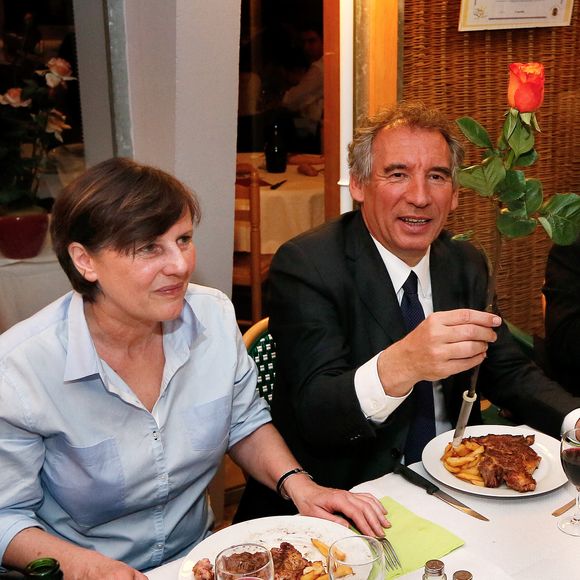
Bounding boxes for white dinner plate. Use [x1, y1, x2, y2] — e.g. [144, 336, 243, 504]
[422, 424, 567, 498]
[178, 515, 355, 579]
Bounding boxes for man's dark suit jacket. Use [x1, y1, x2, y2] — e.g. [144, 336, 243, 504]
[543, 235, 580, 395]
[234, 211, 579, 521]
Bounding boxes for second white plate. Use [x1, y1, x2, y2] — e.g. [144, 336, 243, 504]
[422, 424, 567, 497]
[178, 515, 355, 579]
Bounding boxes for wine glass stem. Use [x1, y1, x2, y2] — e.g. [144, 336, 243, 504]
[574, 489, 580, 523]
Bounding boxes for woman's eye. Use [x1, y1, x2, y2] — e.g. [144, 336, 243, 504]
[178, 235, 193, 246]
[136, 243, 158, 255]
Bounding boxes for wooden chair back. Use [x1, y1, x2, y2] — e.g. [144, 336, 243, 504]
[234, 162, 271, 326]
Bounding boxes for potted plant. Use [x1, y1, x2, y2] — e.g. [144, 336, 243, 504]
[452, 62, 580, 443]
[0, 57, 75, 259]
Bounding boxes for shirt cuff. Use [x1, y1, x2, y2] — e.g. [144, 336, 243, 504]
[354, 352, 410, 423]
[561, 408, 580, 434]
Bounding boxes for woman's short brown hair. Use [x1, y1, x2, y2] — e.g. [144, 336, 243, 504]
[51, 157, 201, 302]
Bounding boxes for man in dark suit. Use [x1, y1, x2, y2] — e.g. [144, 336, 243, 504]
[234, 102, 580, 521]
[543, 235, 580, 395]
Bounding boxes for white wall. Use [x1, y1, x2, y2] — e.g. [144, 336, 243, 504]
[75, 0, 241, 293]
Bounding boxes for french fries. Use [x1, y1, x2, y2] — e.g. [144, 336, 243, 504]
[302, 539, 352, 580]
[311, 539, 346, 561]
[440, 441, 486, 487]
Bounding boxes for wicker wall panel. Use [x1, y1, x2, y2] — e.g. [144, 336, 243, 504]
[402, 1, 580, 335]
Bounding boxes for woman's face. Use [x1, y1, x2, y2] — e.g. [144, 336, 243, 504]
[78, 211, 196, 326]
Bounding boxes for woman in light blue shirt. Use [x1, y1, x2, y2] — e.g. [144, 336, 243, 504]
[0, 158, 388, 579]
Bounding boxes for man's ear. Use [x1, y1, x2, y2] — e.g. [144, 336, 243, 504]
[450, 186, 459, 212]
[349, 174, 365, 204]
[68, 242, 98, 282]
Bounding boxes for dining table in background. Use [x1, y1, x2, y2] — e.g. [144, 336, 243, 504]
[146, 443, 577, 580]
[235, 152, 325, 254]
[0, 233, 71, 333]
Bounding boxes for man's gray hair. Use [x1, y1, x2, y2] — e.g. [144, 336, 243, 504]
[348, 101, 465, 187]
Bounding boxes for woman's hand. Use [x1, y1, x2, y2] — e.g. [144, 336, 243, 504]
[284, 475, 390, 538]
[65, 551, 148, 579]
[4, 528, 148, 580]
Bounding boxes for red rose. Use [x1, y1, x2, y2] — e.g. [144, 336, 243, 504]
[507, 63, 545, 113]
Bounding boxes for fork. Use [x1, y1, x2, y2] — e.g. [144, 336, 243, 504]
[378, 536, 403, 574]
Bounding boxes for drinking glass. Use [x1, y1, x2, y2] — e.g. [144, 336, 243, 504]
[327, 536, 385, 580]
[559, 428, 580, 536]
[215, 543, 274, 580]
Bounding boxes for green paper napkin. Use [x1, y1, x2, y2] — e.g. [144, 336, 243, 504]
[378, 496, 464, 578]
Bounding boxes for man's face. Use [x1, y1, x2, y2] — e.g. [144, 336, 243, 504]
[302, 30, 323, 62]
[350, 125, 458, 266]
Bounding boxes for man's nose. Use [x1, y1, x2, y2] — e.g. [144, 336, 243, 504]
[406, 179, 431, 206]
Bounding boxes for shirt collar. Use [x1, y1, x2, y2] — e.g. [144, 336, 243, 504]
[370, 236, 431, 300]
[63, 292, 199, 383]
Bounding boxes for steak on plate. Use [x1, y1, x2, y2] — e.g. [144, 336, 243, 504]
[271, 541, 313, 580]
[468, 434, 541, 492]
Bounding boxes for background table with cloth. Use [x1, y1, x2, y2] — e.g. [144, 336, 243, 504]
[0, 234, 71, 333]
[235, 152, 325, 254]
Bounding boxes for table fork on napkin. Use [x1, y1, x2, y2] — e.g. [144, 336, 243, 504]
[377, 537, 403, 574]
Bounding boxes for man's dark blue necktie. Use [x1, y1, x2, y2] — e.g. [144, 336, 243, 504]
[400, 271, 436, 465]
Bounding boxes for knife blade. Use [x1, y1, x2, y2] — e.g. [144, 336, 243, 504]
[270, 179, 287, 190]
[552, 499, 575, 517]
[393, 462, 490, 521]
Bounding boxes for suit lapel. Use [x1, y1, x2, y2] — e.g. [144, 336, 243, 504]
[345, 213, 406, 344]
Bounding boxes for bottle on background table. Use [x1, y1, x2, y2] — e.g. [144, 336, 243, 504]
[264, 117, 288, 173]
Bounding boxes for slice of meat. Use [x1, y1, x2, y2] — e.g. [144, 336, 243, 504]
[467, 434, 541, 493]
[270, 542, 312, 580]
[193, 558, 214, 580]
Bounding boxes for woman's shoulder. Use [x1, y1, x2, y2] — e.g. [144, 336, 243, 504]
[0, 292, 74, 358]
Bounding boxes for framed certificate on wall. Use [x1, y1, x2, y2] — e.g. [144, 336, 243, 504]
[459, 0, 574, 31]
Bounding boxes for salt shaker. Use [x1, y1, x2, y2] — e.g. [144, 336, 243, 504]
[423, 559, 447, 578]
[452, 571, 473, 580]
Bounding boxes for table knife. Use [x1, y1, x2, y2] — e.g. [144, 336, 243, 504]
[552, 499, 575, 517]
[270, 179, 287, 190]
[393, 462, 489, 521]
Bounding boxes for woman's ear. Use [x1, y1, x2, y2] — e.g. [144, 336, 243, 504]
[68, 242, 98, 282]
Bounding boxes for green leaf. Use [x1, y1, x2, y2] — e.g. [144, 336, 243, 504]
[497, 170, 526, 202]
[523, 179, 543, 214]
[496, 211, 537, 238]
[520, 112, 532, 126]
[531, 113, 541, 133]
[456, 117, 494, 149]
[507, 118, 535, 159]
[514, 148, 538, 167]
[505, 180, 543, 217]
[451, 231, 474, 241]
[458, 156, 505, 197]
[503, 109, 519, 142]
[539, 193, 580, 244]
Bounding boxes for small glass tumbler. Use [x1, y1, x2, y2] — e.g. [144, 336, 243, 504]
[215, 543, 274, 580]
[327, 536, 385, 580]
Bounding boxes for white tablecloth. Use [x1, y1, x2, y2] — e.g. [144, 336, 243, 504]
[235, 153, 325, 254]
[0, 234, 71, 333]
[146, 453, 577, 580]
